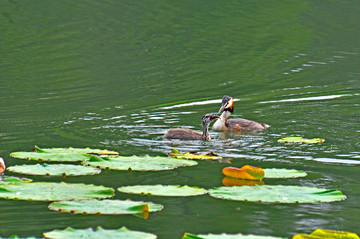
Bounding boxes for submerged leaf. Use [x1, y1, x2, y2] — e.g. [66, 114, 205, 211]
[118, 185, 207, 197]
[222, 166, 265, 181]
[222, 177, 265, 187]
[43, 226, 157, 239]
[183, 232, 286, 239]
[0, 182, 114, 201]
[293, 229, 360, 239]
[278, 137, 325, 144]
[169, 148, 221, 160]
[83, 155, 197, 171]
[49, 199, 163, 215]
[34, 145, 119, 155]
[7, 163, 101, 177]
[208, 185, 346, 203]
[10, 152, 91, 162]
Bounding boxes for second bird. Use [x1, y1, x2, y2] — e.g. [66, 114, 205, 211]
[212, 95, 270, 131]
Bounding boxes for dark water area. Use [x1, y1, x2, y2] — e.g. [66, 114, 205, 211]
[1, 0, 359, 238]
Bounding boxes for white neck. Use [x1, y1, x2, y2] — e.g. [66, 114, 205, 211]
[220, 110, 232, 121]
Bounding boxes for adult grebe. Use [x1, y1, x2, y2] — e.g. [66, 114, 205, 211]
[0, 157, 5, 174]
[212, 95, 270, 131]
[165, 114, 219, 140]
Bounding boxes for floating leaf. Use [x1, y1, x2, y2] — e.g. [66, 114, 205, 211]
[49, 199, 163, 215]
[7, 163, 101, 177]
[169, 148, 221, 160]
[222, 166, 265, 181]
[0, 176, 32, 184]
[278, 137, 325, 144]
[0, 182, 114, 201]
[43, 226, 156, 239]
[10, 152, 91, 162]
[118, 185, 207, 197]
[34, 145, 118, 155]
[83, 155, 197, 171]
[222, 177, 265, 187]
[264, 168, 307, 179]
[208, 185, 346, 203]
[182, 232, 286, 239]
[293, 229, 360, 239]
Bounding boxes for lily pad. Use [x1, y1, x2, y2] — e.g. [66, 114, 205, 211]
[278, 137, 325, 144]
[7, 163, 101, 177]
[34, 145, 119, 155]
[118, 185, 207, 197]
[222, 166, 265, 181]
[264, 168, 307, 179]
[293, 229, 359, 239]
[183, 232, 286, 239]
[83, 155, 197, 171]
[43, 226, 157, 239]
[169, 148, 221, 160]
[0, 176, 33, 184]
[10, 152, 91, 162]
[48, 199, 164, 215]
[208, 185, 346, 203]
[0, 182, 114, 201]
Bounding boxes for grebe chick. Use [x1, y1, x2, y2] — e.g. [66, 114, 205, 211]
[165, 114, 219, 140]
[212, 95, 270, 131]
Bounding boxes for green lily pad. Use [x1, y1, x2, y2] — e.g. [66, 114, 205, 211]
[118, 185, 207, 197]
[48, 199, 164, 215]
[43, 226, 156, 239]
[278, 137, 325, 144]
[83, 155, 197, 171]
[34, 145, 119, 155]
[208, 185, 346, 203]
[264, 168, 307, 179]
[7, 163, 101, 177]
[10, 152, 91, 162]
[0, 182, 114, 201]
[169, 148, 221, 160]
[0, 176, 33, 184]
[183, 232, 286, 239]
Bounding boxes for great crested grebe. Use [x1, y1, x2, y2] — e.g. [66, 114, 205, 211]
[0, 157, 5, 174]
[212, 95, 270, 131]
[165, 113, 219, 140]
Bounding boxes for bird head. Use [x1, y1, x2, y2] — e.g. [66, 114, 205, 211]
[218, 95, 234, 113]
[202, 113, 220, 125]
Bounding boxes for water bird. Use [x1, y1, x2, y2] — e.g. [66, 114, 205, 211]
[212, 95, 270, 131]
[0, 157, 5, 174]
[165, 114, 219, 140]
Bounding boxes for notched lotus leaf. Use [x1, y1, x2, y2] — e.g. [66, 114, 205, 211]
[0, 182, 114, 201]
[222, 166, 265, 181]
[43, 226, 157, 239]
[222, 177, 265, 187]
[118, 185, 207, 197]
[278, 137, 325, 144]
[83, 155, 197, 171]
[293, 229, 360, 239]
[10, 152, 91, 162]
[49, 199, 163, 215]
[208, 185, 346, 203]
[183, 232, 286, 239]
[34, 145, 119, 155]
[7, 163, 101, 177]
[169, 148, 221, 160]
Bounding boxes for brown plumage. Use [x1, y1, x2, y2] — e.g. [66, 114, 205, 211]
[165, 114, 219, 140]
[212, 95, 270, 131]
